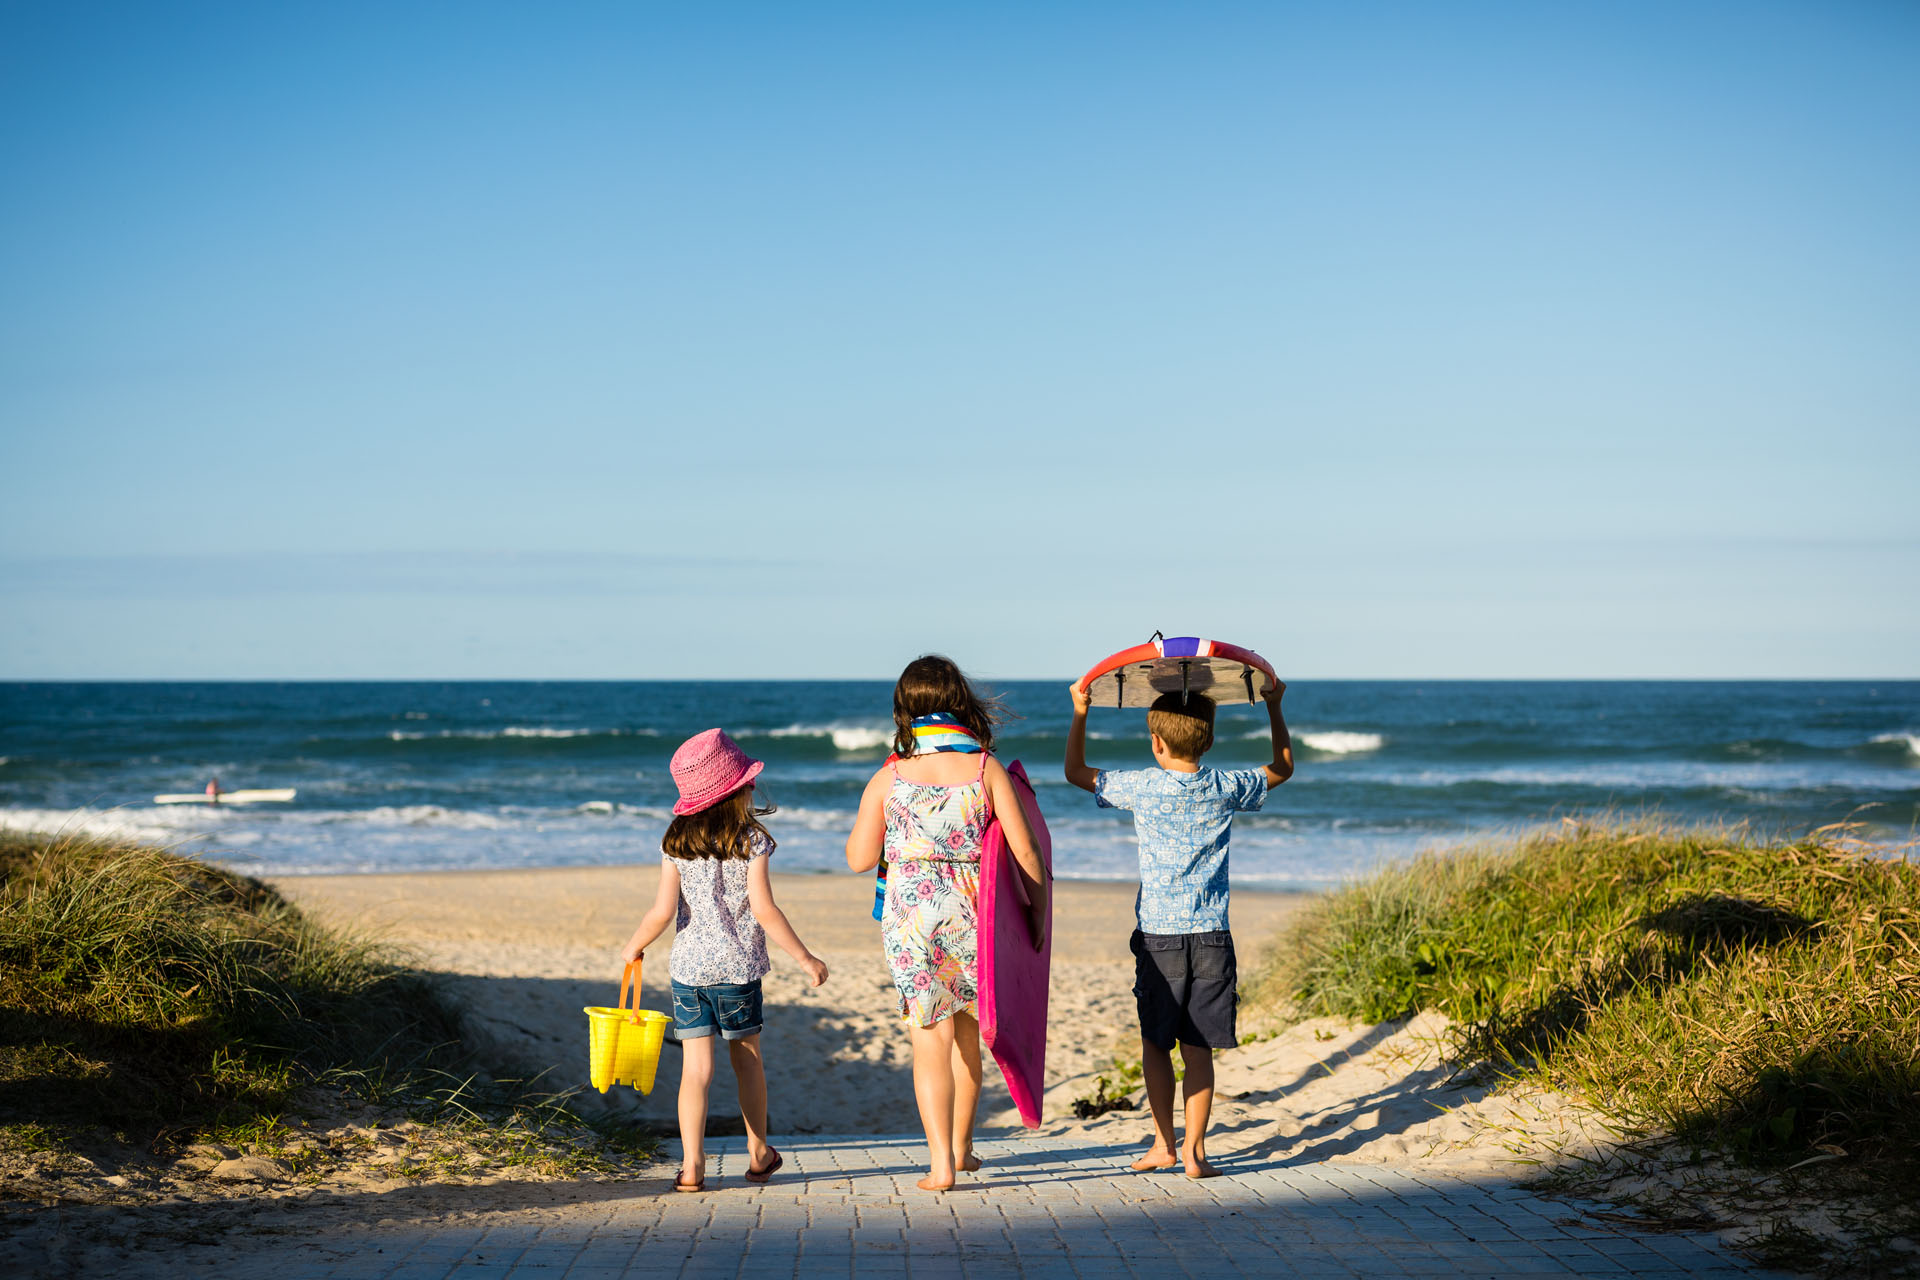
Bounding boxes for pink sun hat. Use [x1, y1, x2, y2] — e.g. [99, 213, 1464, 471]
[669, 728, 765, 816]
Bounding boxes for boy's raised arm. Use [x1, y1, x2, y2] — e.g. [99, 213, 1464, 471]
[1262, 679, 1295, 787]
[1064, 681, 1099, 792]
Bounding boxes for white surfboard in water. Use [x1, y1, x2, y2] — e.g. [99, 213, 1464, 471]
[153, 789, 297, 805]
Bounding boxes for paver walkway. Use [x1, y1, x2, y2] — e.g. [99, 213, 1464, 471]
[189, 1133, 1788, 1279]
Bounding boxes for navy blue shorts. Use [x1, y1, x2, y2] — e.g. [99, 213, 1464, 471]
[1132, 930, 1238, 1050]
[670, 979, 764, 1041]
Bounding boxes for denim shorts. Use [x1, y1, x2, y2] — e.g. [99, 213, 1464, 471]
[670, 979, 764, 1041]
[1131, 930, 1238, 1050]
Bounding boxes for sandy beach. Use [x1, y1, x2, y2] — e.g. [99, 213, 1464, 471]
[274, 866, 1611, 1172]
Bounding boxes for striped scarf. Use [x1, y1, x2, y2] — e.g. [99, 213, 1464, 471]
[910, 713, 982, 754]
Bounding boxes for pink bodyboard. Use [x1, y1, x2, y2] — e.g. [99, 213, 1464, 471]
[975, 759, 1052, 1129]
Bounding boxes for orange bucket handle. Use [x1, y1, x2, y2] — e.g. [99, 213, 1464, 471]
[619, 958, 642, 1022]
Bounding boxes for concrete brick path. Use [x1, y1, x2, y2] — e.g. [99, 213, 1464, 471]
[203, 1134, 1788, 1279]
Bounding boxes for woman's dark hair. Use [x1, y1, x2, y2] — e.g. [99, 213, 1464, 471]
[662, 787, 774, 861]
[891, 654, 1006, 756]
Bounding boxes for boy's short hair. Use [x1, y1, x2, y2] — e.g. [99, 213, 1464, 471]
[1147, 692, 1215, 759]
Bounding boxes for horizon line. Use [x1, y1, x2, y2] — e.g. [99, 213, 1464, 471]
[4, 675, 1917, 685]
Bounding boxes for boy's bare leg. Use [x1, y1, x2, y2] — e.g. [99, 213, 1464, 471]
[909, 1018, 960, 1190]
[726, 1035, 773, 1171]
[950, 1012, 984, 1172]
[1179, 1043, 1220, 1179]
[1131, 1038, 1181, 1170]
[677, 1036, 715, 1184]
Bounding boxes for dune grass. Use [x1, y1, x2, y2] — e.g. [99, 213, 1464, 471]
[0, 830, 645, 1168]
[1244, 819, 1920, 1180]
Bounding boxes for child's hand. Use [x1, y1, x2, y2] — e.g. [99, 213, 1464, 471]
[1068, 681, 1092, 714]
[621, 941, 643, 965]
[801, 954, 829, 987]
[1262, 677, 1288, 703]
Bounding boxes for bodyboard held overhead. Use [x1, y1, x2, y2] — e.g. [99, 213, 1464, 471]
[1079, 634, 1277, 709]
[974, 759, 1052, 1130]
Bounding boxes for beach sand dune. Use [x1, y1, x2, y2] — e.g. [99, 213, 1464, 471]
[275, 866, 1607, 1175]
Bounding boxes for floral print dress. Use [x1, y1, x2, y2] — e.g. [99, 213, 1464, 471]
[880, 753, 991, 1028]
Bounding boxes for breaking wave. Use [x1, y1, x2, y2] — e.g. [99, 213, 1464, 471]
[1300, 731, 1386, 754]
[1870, 732, 1920, 759]
[758, 723, 894, 752]
[384, 726, 648, 742]
[1244, 727, 1385, 754]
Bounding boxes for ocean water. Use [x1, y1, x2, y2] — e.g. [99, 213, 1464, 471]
[2, 681, 1915, 889]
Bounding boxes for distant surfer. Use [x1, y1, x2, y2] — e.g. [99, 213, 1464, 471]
[152, 781, 294, 805]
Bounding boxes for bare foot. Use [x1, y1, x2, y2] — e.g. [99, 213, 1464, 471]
[917, 1174, 955, 1192]
[960, 1149, 983, 1173]
[1130, 1147, 1180, 1172]
[1184, 1155, 1221, 1179]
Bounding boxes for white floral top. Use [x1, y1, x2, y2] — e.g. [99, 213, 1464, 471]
[666, 830, 772, 987]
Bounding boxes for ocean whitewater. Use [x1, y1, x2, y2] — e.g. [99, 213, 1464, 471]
[2, 680, 1915, 886]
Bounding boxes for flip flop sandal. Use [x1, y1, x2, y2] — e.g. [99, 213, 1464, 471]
[673, 1170, 706, 1193]
[743, 1148, 783, 1184]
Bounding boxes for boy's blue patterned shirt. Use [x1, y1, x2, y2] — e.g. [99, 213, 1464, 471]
[1094, 765, 1268, 934]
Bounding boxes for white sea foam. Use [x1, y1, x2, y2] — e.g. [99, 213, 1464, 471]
[578, 800, 615, 814]
[1274, 730, 1385, 753]
[387, 726, 627, 742]
[239, 804, 514, 829]
[616, 803, 679, 821]
[762, 723, 893, 752]
[0, 807, 185, 845]
[765, 805, 861, 831]
[1374, 761, 1894, 790]
[831, 727, 891, 751]
[1302, 731, 1385, 753]
[1871, 732, 1920, 758]
[6, 803, 517, 833]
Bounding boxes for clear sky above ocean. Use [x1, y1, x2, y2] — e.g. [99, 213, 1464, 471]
[1, 2, 1915, 679]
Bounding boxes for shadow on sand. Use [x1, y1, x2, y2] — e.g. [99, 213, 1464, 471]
[433, 971, 920, 1137]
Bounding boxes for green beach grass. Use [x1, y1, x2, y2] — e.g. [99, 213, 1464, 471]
[0, 829, 653, 1179]
[1241, 818, 1920, 1269]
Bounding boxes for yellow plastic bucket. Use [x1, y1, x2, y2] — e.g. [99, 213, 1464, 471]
[584, 960, 671, 1095]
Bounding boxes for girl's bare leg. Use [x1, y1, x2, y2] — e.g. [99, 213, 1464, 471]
[950, 1012, 984, 1172]
[908, 1017, 959, 1190]
[726, 1034, 773, 1170]
[677, 1036, 715, 1183]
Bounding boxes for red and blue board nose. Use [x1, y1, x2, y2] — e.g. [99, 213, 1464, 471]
[1152, 636, 1215, 659]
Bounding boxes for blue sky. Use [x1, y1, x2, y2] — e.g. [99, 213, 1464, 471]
[1, 2, 1915, 679]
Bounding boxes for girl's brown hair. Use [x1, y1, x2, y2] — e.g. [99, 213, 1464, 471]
[661, 787, 775, 861]
[891, 654, 1005, 756]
